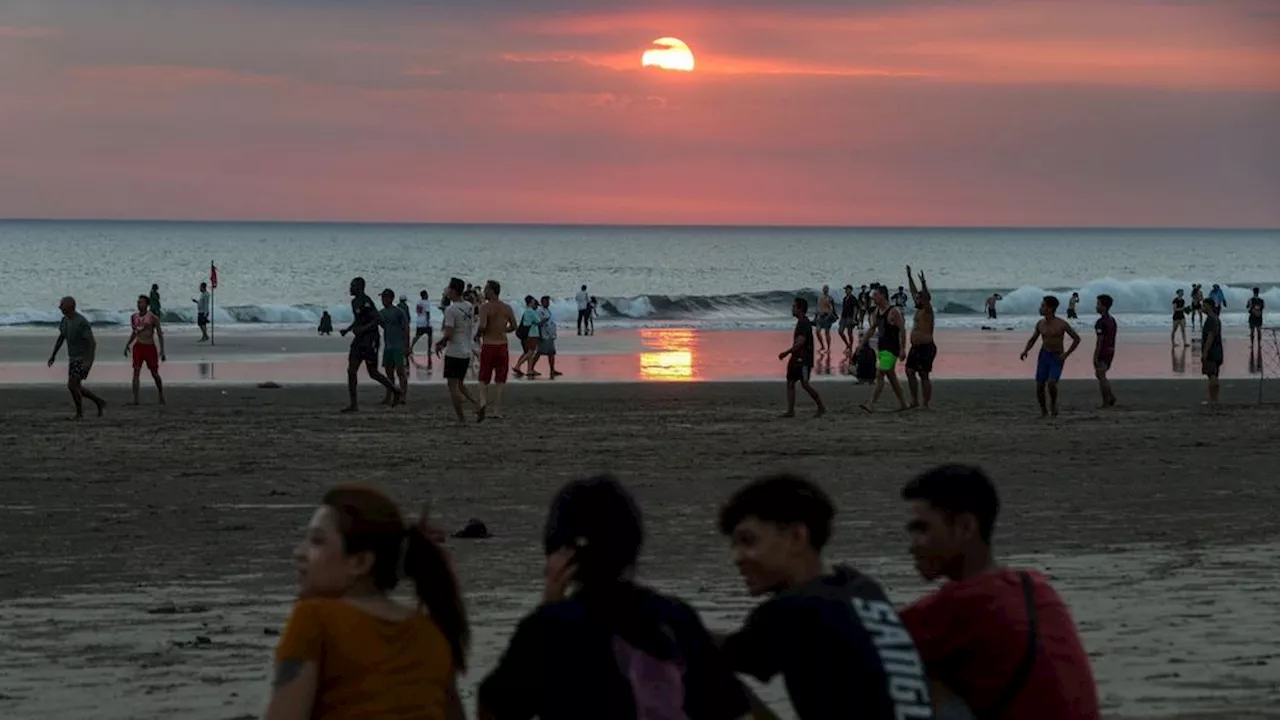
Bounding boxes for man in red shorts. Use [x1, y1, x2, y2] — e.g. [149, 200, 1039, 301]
[124, 294, 166, 406]
[899, 465, 1100, 720]
[475, 279, 517, 421]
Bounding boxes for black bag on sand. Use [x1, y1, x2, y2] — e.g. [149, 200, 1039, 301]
[854, 345, 877, 382]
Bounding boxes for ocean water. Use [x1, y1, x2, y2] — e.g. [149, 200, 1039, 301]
[0, 221, 1275, 331]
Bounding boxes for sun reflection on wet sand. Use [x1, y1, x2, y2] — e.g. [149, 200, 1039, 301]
[639, 328, 697, 380]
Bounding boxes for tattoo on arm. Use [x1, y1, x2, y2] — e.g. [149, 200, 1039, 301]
[273, 658, 306, 688]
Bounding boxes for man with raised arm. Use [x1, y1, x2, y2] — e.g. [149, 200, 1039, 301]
[905, 265, 936, 410]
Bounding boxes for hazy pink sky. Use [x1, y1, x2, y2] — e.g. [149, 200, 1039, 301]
[2, 0, 1278, 226]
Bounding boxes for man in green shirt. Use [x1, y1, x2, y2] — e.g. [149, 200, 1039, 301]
[48, 296, 107, 419]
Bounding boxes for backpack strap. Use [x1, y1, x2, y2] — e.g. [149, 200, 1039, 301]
[982, 572, 1038, 718]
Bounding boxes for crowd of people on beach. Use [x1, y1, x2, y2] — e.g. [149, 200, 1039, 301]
[780, 268, 1268, 419]
[43, 272, 1268, 421]
[261, 466, 1101, 720]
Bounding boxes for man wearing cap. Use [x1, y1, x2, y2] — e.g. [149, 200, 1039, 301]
[380, 289, 411, 405]
[339, 277, 400, 412]
[838, 284, 859, 355]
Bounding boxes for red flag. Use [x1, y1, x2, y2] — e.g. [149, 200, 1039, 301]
[210, 262, 218, 290]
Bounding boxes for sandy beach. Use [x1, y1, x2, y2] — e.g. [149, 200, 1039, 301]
[1, 379, 1279, 719]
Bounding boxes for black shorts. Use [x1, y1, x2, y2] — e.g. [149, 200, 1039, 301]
[197, 313, 208, 328]
[443, 356, 470, 380]
[1249, 316, 1263, 328]
[906, 342, 937, 374]
[786, 363, 812, 383]
[415, 327, 433, 339]
[348, 344, 378, 363]
[987, 308, 998, 320]
[68, 358, 92, 381]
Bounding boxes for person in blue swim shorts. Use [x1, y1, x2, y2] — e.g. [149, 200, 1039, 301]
[1020, 295, 1081, 418]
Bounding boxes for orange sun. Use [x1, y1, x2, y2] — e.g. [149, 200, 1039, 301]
[642, 37, 695, 72]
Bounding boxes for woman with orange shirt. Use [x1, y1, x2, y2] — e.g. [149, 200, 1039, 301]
[265, 485, 468, 720]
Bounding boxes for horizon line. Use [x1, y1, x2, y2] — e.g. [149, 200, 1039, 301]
[0, 217, 1275, 232]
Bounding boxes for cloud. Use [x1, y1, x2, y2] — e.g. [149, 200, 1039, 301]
[0, 25, 57, 39]
[71, 65, 288, 89]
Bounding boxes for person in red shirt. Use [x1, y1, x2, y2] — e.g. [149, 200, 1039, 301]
[898, 465, 1100, 720]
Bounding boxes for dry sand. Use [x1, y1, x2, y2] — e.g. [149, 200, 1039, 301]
[1, 379, 1279, 719]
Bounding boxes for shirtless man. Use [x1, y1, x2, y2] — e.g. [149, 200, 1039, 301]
[1247, 287, 1266, 351]
[815, 285, 836, 353]
[859, 287, 909, 413]
[48, 296, 106, 419]
[124, 294, 166, 406]
[475, 279, 517, 421]
[1020, 295, 1081, 418]
[904, 266, 936, 409]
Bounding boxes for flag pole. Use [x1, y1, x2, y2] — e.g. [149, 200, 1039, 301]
[210, 261, 217, 347]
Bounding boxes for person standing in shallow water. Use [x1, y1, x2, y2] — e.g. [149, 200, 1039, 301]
[1200, 298, 1223, 405]
[149, 283, 162, 318]
[264, 484, 467, 720]
[1020, 296, 1080, 418]
[1170, 289, 1188, 346]
[48, 296, 106, 420]
[1093, 294, 1117, 408]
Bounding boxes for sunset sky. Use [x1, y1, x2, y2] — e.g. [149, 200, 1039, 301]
[2, 0, 1277, 227]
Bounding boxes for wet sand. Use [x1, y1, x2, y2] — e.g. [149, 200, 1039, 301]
[2, 381, 1279, 719]
[0, 325, 1274, 384]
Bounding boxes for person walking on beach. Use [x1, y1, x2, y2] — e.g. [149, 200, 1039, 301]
[1019, 296, 1081, 418]
[477, 475, 750, 720]
[124, 294, 166, 406]
[1171, 289, 1188, 346]
[860, 287, 909, 413]
[575, 284, 590, 336]
[779, 297, 825, 418]
[1247, 287, 1266, 351]
[717, 474, 934, 719]
[1190, 284, 1204, 330]
[1200, 298, 1223, 405]
[378, 289, 411, 406]
[1067, 292, 1080, 321]
[475, 279, 517, 421]
[435, 277, 482, 424]
[905, 266, 936, 410]
[264, 485, 468, 720]
[1093, 294, 1117, 408]
[411, 290, 434, 368]
[148, 283, 162, 318]
[899, 465, 1100, 720]
[192, 282, 210, 342]
[48, 296, 106, 420]
[513, 296, 542, 378]
[531, 295, 563, 378]
[339, 277, 400, 413]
